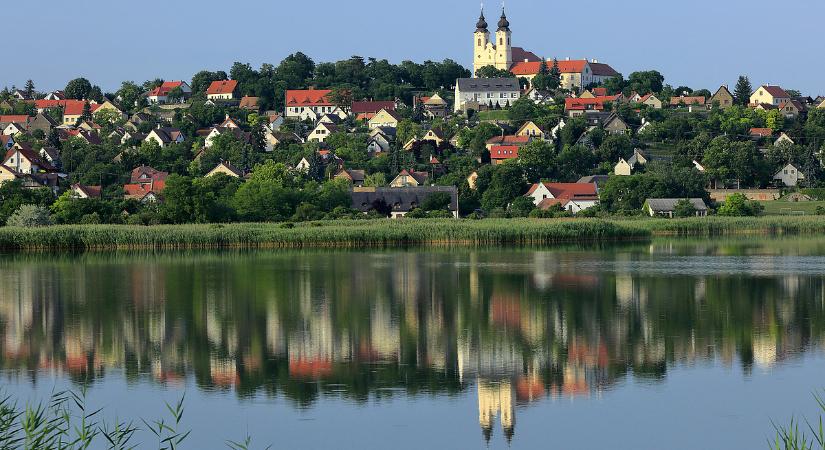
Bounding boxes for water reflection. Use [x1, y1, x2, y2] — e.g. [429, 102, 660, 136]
[1, 240, 825, 445]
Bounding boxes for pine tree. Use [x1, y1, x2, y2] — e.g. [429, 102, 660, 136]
[549, 59, 561, 90]
[734, 75, 752, 106]
[80, 101, 92, 122]
[532, 60, 549, 90]
[23, 80, 34, 99]
[46, 128, 61, 150]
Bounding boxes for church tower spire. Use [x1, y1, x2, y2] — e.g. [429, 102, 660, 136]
[494, 6, 512, 71]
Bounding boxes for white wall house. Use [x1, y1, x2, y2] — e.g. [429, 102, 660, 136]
[454, 78, 520, 113]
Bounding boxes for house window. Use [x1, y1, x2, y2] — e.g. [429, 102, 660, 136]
[478, 39, 481, 46]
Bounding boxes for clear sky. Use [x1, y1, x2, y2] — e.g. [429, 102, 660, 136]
[10, 0, 823, 96]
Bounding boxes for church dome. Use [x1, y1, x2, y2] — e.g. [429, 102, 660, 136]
[476, 12, 488, 32]
[497, 10, 510, 31]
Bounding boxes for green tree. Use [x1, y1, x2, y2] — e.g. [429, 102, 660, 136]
[531, 60, 550, 90]
[117, 81, 143, 112]
[364, 172, 387, 187]
[734, 76, 752, 106]
[23, 79, 35, 99]
[508, 196, 535, 217]
[627, 71, 665, 94]
[65, 77, 93, 100]
[6, 204, 52, 227]
[518, 140, 555, 182]
[548, 58, 561, 90]
[79, 102, 92, 123]
[480, 162, 525, 211]
[673, 199, 697, 218]
[476, 65, 513, 78]
[718, 193, 763, 216]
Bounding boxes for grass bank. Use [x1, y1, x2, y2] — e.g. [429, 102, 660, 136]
[1, 217, 824, 252]
[636, 216, 825, 237]
[0, 219, 648, 252]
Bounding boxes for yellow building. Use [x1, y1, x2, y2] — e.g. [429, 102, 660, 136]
[368, 108, 400, 129]
[750, 85, 791, 106]
[516, 121, 546, 140]
[473, 9, 512, 76]
[206, 161, 243, 178]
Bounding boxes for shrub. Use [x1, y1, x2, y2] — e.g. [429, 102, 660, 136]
[528, 208, 555, 218]
[508, 197, 535, 218]
[6, 204, 52, 227]
[717, 193, 763, 217]
[673, 199, 697, 218]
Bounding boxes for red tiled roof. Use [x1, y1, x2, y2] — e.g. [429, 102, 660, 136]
[511, 59, 588, 76]
[592, 87, 607, 96]
[63, 101, 101, 116]
[565, 95, 619, 111]
[750, 127, 773, 137]
[761, 85, 790, 99]
[206, 80, 238, 95]
[148, 81, 183, 97]
[0, 115, 30, 124]
[351, 101, 395, 114]
[486, 135, 530, 146]
[130, 165, 168, 184]
[285, 89, 333, 107]
[72, 183, 102, 198]
[527, 182, 598, 199]
[589, 62, 619, 77]
[490, 145, 519, 160]
[512, 47, 541, 63]
[670, 96, 706, 106]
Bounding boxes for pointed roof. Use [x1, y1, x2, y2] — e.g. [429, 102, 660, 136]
[476, 10, 488, 32]
[497, 9, 510, 31]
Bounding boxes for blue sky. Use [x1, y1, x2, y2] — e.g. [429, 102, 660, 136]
[10, 0, 823, 95]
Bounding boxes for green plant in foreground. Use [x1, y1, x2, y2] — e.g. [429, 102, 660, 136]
[0, 389, 270, 449]
[770, 391, 825, 450]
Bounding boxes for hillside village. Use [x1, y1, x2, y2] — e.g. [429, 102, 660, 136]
[2, 7, 825, 225]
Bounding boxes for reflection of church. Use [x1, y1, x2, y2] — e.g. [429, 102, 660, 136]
[478, 379, 515, 444]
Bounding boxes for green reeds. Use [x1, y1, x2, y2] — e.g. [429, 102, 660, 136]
[0, 219, 649, 252]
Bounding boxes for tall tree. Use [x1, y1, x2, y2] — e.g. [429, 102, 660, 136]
[64, 78, 93, 100]
[734, 76, 753, 106]
[548, 58, 561, 90]
[79, 102, 92, 123]
[23, 80, 35, 99]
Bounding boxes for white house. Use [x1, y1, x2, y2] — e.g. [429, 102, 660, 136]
[454, 77, 521, 113]
[525, 182, 599, 214]
[307, 122, 338, 143]
[773, 163, 805, 187]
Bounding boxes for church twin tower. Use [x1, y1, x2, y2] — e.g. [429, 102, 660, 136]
[473, 8, 513, 77]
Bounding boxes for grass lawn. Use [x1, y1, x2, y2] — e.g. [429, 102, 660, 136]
[759, 200, 825, 216]
[477, 110, 510, 121]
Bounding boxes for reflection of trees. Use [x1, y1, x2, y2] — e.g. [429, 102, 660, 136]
[0, 248, 823, 410]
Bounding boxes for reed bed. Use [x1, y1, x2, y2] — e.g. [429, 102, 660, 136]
[636, 216, 825, 237]
[0, 219, 648, 252]
[2, 216, 825, 252]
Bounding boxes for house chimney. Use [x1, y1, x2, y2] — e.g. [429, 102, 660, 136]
[565, 57, 570, 61]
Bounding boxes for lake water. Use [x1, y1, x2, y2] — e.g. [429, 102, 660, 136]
[1, 239, 825, 449]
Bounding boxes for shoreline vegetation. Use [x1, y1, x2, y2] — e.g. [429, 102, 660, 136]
[1, 216, 825, 252]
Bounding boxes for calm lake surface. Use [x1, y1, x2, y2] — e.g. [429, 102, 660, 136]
[2, 239, 825, 449]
